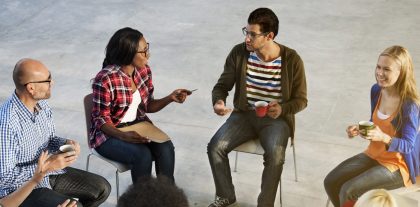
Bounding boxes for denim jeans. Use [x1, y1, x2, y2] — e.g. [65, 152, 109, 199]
[324, 153, 404, 207]
[207, 111, 290, 207]
[95, 137, 175, 183]
[20, 167, 111, 207]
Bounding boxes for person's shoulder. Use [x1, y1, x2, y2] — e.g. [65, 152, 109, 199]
[0, 96, 17, 129]
[370, 84, 381, 94]
[402, 98, 420, 115]
[230, 42, 247, 53]
[278, 43, 300, 58]
[95, 65, 120, 80]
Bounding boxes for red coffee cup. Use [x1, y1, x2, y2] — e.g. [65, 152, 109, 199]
[254, 101, 269, 117]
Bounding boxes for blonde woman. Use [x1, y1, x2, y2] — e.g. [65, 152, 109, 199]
[324, 46, 420, 207]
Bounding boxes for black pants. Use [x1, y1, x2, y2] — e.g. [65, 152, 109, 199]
[21, 167, 111, 207]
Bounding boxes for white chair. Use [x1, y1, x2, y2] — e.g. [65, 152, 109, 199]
[233, 137, 298, 207]
[83, 93, 131, 200]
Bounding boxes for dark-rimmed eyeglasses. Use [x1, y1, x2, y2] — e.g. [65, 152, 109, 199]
[24, 74, 52, 86]
[242, 27, 268, 39]
[137, 43, 150, 56]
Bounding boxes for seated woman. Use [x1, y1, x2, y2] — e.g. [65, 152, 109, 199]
[324, 45, 420, 207]
[89, 27, 191, 183]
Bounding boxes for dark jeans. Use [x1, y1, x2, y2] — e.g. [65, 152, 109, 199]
[207, 111, 290, 207]
[20, 167, 111, 207]
[324, 153, 404, 207]
[95, 137, 175, 183]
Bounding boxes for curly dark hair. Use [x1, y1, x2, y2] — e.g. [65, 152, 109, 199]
[248, 8, 279, 38]
[117, 176, 189, 207]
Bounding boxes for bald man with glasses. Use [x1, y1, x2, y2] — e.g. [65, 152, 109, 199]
[0, 59, 111, 207]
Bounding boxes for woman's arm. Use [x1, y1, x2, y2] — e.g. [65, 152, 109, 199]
[146, 89, 190, 113]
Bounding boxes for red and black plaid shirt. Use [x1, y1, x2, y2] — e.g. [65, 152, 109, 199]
[89, 65, 154, 148]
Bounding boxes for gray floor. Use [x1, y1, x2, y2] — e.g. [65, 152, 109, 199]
[1, 0, 420, 206]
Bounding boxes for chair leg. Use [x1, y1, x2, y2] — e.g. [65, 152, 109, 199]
[292, 141, 298, 182]
[234, 151, 239, 172]
[116, 170, 120, 200]
[86, 153, 93, 171]
[279, 178, 282, 207]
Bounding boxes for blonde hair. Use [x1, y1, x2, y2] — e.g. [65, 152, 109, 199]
[380, 45, 420, 130]
[354, 189, 398, 207]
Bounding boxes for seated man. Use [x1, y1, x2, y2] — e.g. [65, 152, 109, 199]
[0, 58, 111, 207]
[207, 8, 307, 207]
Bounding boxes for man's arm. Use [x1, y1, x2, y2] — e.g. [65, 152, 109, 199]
[212, 46, 238, 106]
[280, 53, 308, 115]
[0, 124, 36, 197]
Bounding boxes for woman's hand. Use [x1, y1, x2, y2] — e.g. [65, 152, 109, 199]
[31, 151, 51, 184]
[58, 199, 77, 207]
[364, 126, 392, 144]
[169, 89, 191, 103]
[121, 131, 151, 143]
[346, 125, 359, 138]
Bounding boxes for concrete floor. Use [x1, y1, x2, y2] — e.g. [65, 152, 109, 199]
[1, 0, 420, 206]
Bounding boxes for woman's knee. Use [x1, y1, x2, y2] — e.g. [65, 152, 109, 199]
[339, 181, 360, 203]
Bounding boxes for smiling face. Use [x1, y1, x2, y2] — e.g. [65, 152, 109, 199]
[375, 55, 401, 89]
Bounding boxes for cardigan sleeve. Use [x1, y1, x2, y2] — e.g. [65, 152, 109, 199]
[280, 52, 308, 115]
[388, 101, 420, 154]
[212, 45, 239, 105]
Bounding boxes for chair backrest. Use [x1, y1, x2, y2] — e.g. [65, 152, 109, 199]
[83, 93, 93, 143]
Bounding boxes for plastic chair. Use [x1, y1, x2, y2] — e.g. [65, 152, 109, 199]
[83, 93, 131, 200]
[233, 137, 298, 207]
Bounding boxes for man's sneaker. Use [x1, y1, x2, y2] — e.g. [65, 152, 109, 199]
[208, 196, 238, 207]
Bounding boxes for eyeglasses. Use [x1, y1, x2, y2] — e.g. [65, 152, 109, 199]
[242, 27, 268, 39]
[24, 74, 52, 86]
[137, 43, 150, 56]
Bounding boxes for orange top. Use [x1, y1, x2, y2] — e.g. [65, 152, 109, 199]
[364, 93, 411, 186]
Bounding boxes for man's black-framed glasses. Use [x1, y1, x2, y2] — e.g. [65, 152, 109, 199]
[242, 27, 268, 39]
[137, 43, 150, 56]
[24, 74, 52, 86]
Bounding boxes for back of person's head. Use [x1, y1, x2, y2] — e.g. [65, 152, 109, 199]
[103, 27, 143, 68]
[248, 8, 279, 38]
[354, 189, 398, 207]
[380, 45, 419, 104]
[117, 176, 189, 207]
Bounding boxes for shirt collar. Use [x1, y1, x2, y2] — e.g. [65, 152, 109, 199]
[11, 91, 44, 122]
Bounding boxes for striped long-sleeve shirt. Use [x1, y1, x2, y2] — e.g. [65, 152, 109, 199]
[246, 52, 282, 106]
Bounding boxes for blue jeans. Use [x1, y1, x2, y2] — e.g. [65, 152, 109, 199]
[324, 153, 404, 207]
[95, 137, 175, 183]
[207, 111, 290, 207]
[20, 167, 111, 207]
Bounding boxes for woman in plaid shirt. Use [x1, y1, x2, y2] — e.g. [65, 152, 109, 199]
[89, 27, 191, 183]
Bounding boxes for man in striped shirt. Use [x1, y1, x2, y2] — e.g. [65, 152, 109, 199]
[0, 59, 111, 207]
[208, 8, 307, 207]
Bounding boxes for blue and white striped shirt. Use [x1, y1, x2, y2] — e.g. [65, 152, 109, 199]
[0, 92, 66, 198]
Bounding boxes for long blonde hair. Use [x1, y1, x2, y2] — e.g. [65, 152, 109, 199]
[354, 189, 397, 207]
[380, 45, 420, 130]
